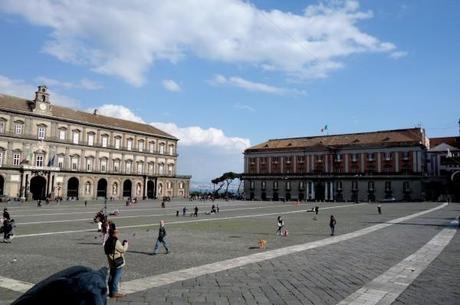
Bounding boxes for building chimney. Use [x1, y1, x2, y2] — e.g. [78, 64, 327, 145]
[93, 109, 98, 115]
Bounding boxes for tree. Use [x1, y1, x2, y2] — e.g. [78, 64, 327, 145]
[211, 172, 242, 196]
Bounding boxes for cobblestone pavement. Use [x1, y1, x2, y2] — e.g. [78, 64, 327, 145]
[106, 204, 459, 305]
[0, 200, 458, 304]
[392, 221, 460, 305]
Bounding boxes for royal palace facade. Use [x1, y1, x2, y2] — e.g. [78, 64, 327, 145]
[243, 128, 430, 202]
[0, 85, 190, 201]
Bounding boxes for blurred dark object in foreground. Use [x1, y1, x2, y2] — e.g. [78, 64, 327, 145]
[12, 266, 108, 305]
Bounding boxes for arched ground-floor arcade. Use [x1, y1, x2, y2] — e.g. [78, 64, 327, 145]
[0, 169, 191, 201]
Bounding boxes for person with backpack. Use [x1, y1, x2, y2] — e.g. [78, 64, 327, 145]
[104, 229, 128, 298]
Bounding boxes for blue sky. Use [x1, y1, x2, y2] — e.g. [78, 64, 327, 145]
[0, 0, 459, 186]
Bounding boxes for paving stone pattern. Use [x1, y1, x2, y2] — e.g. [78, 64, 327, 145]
[109, 206, 458, 305]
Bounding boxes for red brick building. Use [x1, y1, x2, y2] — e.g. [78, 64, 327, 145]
[243, 128, 428, 202]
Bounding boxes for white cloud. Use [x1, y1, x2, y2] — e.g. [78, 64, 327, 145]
[151, 122, 250, 153]
[211, 74, 305, 95]
[95, 104, 250, 153]
[92, 104, 145, 123]
[36, 76, 103, 90]
[0, 0, 398, 86]
[234, 103, 255, 112]
[162, 79, 181, 92]
[389, 51, 408, 59]
[0, 74, 78, 107]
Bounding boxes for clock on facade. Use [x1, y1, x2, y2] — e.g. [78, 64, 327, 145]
[39, 103, 47, 110]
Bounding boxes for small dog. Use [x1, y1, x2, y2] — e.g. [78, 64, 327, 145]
[258, 239, 267, 249]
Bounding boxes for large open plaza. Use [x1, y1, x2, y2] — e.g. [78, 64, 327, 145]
[1, 199, 458, 304]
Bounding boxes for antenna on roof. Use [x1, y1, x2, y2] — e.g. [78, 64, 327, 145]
[93, 109, 98, 115]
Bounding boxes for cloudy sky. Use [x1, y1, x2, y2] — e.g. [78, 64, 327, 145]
[0, 0, 459, 186]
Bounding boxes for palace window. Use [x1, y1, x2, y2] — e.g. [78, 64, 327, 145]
[168, 164, 174, 175]
[261, 181, 266, 190]
[100, 159, 107, 172]
[13, 153, 21, 166]
[335, 154, 341, 161]
[352, 180, 358, 191]
[351, 153, 358, 162]
[58, 156, 64, 169]
[159, 143, 165, 154]
[299, 181, 305, 190]
[385, 181, 392, 191]
[127, 139, 133, 151]
[101, 135, 108, 148]
[86, 158, 93, 171]
[72, 131, 80, 144]
[0, 121, 4, 133]
[15, 123, 23, 135]
[250, 181, 255, 190]
[368, 181, 375, 191]
[138, 140, 144, 152]
[148, 163, 154, 175]
[149, 142, 155, 153]
[169, 144, 174, 155]
[71, 157, 79, 170]
[115, 137, 121, 149]
[158, 163, 164, 175]
[0, 151, 3, 167]
[87, 133, 94, 146]
[368, 153, 374, 161]
[35, 154, 44, 167]
[137, 162, 143, 174]
[384, 152, 392, 161]
[59, 129, 66, 140]
[336, 181, 343, 191]
[37, 127, 46, 140]
[125, 161, 132, 173]
[286, 181, 291, 191]
[273, 181, 278, 190]
[113, 160, 120, 173]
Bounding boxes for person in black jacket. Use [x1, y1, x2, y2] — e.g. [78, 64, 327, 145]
[152, 220, 169, 255]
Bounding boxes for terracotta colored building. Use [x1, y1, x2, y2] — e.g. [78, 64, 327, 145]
[243, 128, 429, 202]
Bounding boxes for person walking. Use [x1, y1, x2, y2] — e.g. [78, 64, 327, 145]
[3, 208, 10, 221]
[104, 229, 128, 298]
[182, 206, 187, 216]
[276, 216, 284, 235]
[152, 220, 169, 255]
[329, 215, 336, 236]
[193, 206, 198, 217]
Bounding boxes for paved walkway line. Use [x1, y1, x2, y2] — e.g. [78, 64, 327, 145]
[14, 203, 364, 238]
[15, 204, 298, 225]
[120, 202, 448, 295]
[0, 276, 33, 294]
[336, 219, 458, 305]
